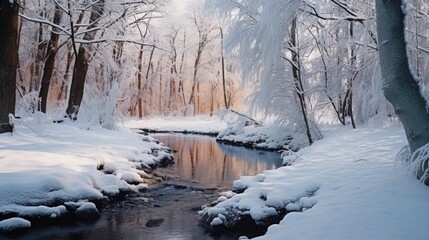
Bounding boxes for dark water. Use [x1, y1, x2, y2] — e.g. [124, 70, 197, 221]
[1, 134, 282, 240]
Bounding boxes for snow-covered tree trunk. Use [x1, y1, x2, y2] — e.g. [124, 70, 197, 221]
[376, 0, 429, 182]
[0, 0, 19, 133]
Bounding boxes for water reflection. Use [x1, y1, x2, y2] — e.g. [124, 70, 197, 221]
[154, 134, 282, 188]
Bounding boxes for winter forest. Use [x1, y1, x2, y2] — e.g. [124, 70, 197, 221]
[0, 0, 428, 132]
[1, 0, 429, 239]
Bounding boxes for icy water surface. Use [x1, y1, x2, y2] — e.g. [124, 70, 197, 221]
[3, 134, 282, 240]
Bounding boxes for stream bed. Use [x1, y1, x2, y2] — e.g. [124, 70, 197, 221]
[1, 134, 282, 240]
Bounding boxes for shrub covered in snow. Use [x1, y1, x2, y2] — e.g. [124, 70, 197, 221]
[217, 109, 323, 151]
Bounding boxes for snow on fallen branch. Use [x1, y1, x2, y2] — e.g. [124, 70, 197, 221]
[225, 109, 262, 127]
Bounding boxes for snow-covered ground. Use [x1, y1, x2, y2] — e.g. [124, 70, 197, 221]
[201, 126, 429, 240]
[2, 116, 429, 239]
[125, 115, 227, 134]
[0, 119, 172, 232]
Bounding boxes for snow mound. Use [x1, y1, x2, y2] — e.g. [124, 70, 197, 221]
[75, 202, 100, 220]
[0, 205, 67, 219]
[0, 217, 31, 232]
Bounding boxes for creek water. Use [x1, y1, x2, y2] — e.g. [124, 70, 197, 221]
[2, 134, 282, 240]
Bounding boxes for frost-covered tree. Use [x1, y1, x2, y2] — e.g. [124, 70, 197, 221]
[376, 0, 429, 184]
[66, 0, 106, 118]
[207, 0, 319, 145]
[207, 0, 395, 147]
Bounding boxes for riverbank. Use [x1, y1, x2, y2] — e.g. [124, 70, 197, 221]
[126, 116, 227, 136]
[126, 115, 300, 151]
[127, 117, 429, 239]
[0, 120, 172, 233]
[201, 126, 429, 240]
[3, 116, 429, 239]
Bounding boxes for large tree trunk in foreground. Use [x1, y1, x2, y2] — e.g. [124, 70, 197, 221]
[0, 0, 19, 133]
[376, 0, 429, 182]
[66, 0, 105, 118]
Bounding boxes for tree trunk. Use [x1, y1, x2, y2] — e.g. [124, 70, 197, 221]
[376, 0, 429, 182]
[30, 21, 47, 93]
[347, 22, 356, 128]
[0, 0, 19, 133]
[188, 48, 202, 110]
[38, 4, 62, 113]
[290, 17, 313, 145]
[137, 45, 144, 118]
[66, 0, 105, 118]
[220, 27, 228, 109]
[178, 30, 187, 111]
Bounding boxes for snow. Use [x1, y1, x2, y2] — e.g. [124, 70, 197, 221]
[200, 125, 429, 240]
[211, 217, 223, 226]
[0, 218, 31, 232]
[125, 116, 227, 134]
[135, 116, 429, 239]
[2, 116, 429, 239]
[76, 202, 98, 213]
[0, 120, 172, 231]
[0, 205, 67, 219]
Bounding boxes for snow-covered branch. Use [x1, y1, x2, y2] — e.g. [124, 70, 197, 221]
[18, 13, 71, 36]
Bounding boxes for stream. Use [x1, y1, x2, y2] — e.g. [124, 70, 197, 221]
[2, 134, 282, 240]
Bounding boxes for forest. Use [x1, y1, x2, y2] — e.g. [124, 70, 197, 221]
[1, 0, 429, 239]
[0, 0, 424, 127]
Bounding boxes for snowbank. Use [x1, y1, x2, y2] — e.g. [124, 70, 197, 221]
[0, 120, 172, 231]
[215, 110, 322, 151]
[201, 126, 429, 239]
[125, 116, 227, 135]
[126, 115, 310, 151]
[217, 123, 298, 151]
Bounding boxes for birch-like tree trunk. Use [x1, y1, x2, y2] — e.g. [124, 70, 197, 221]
[0, 0, 19, 133]
[376, 0, 429, 182]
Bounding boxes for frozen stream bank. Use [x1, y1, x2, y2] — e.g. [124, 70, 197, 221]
[1, 134, 282, 240]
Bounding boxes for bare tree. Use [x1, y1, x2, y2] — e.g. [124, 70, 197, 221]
[66, 0, 106, 118]
[187, 15, 217, 116]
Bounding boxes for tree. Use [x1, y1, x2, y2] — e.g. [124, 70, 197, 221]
[188, 15, 217, 116]
[66, 0, 106, 118]
[0, 0, 19, 133]
[376, 0, 429, 183]
[38, 3, 62, 113]
[207, 0, 320, 147]
[289, 16, 314, 145]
